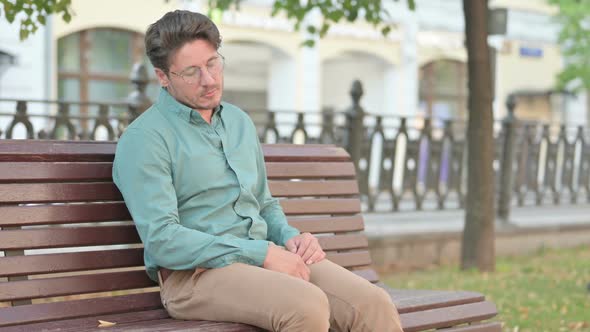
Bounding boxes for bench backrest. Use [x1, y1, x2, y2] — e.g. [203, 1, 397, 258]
[0, 140, 377, 327]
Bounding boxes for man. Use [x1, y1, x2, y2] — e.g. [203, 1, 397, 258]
[113, 10, 403, 332]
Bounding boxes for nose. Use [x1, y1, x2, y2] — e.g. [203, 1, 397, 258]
[200, 69, 215, 86]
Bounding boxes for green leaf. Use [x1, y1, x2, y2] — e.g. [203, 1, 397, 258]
[19, 28, 28, 41]
[319, 23, 330, 38]
[325, 9, 340, 21]
[301, 39, 315, 48]
[381, 25, 391, 36]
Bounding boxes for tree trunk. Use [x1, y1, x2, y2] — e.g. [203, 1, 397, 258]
[461, 0, 496, 272]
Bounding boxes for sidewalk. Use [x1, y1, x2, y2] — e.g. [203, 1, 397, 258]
[362, 203, 590, 271]
[363, 203, 590, 237]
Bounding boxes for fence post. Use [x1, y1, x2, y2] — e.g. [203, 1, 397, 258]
[319, 107, 335, 144]
[126, 62, 152, 122]
[343, 80, 365, 170]
[497, 93, 517, 223]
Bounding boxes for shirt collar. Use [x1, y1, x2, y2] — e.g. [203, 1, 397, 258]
[157, 87, 224, 123]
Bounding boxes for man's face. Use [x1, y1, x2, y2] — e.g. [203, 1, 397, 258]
[156, 39, 224, 111]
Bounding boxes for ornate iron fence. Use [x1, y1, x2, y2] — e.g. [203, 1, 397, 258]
[1, 69, 589, 216]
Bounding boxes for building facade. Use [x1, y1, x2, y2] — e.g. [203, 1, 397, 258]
[0, 0, 586, 134]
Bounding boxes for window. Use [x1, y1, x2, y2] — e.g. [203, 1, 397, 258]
[419, 60, 467, 121]
[57, 28, 159, 118]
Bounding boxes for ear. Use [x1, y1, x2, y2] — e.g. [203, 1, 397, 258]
[155, 68, 170, 87]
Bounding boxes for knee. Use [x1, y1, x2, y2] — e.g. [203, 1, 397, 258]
[359, 285, 397, 314]
[285, 284, 330, 331]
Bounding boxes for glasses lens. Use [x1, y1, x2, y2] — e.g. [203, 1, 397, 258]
[208, 58, 223, 75]
[183, 70, 200, 85]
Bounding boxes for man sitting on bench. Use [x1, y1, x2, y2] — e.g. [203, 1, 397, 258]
[113, 10, 403, 332]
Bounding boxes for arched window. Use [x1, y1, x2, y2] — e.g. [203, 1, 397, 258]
[57, 28, 158, 115]
[419, 60, 467, 120]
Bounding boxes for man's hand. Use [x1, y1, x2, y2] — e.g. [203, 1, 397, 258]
[285, 233, 326, 265]
[263, 244, 310, 281]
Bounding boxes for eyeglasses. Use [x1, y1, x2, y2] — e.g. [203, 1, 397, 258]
[169, 54, 225, 85]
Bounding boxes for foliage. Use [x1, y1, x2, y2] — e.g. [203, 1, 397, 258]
[205, 0, 415, 46]
[547, 0, 590, 92]
[384, 246, 590, 332]
[0, 0, 72, 40]
[3, 0, 414, 43]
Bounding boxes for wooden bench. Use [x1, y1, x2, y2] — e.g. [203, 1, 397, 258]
[0, 140, 500, 332]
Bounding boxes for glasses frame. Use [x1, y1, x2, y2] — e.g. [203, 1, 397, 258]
[169, 53, 225, 85]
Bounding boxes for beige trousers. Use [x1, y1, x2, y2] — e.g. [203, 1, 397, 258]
[159, 258, 403, 332]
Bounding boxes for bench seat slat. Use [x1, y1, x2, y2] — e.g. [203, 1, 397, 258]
[288, 215, 364, 233]
[0, 248, 144, 277]
[0, 292, 163, 328]
[81, 318, 263, 332]
[0, 225, 140, 250]
[0, 204, 363, 231]
[0, 140, 116, 162]
[52, 317, 502, 332]
[0, 183, 122, 203]
[437, 322, 502, 331]
[266, 162, 355, 179]
[383, 288, 486, 314]
[0, 142, 349, 163]
[0, 230, 366, 251]
[351, 269, 379, 283]
[268, 180, 358, 197]
[0, 234, 366, 276]
[400, 301, 498, 332]
[280, 198, 361, 215]
[1, 312, 262, 332]
[0, 162, 113, 183]
[0, 310, 171, 332]
[0, 271, 156, 302]
[317, 234, 368, 251]
[0, 248, 370, 282]
[262, 144, 350, 162]
[325, 251, 372, 267]
[0, 202, 131, 227]
[0, 161, 355, 183]
[0, 179, 350, 205]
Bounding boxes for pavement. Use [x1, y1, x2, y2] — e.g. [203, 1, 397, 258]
[362, 200, 590, 271]
[363, 201, 590, 237]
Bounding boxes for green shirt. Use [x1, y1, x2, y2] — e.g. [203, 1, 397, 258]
[113, 88, 300, 282]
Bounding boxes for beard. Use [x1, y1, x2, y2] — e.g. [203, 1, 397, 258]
[167, 81, 223, 112]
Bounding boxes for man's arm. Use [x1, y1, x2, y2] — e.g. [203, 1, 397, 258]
[253, 138, 300, 246]
[113, 129, 269, 270]
[250, 127, 326, 266]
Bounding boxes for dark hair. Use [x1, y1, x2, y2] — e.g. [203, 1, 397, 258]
[145, 10, 221, 73]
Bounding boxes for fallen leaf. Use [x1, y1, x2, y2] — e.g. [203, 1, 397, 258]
[98, 320, 116, 328]
[568, 322, 590, 330]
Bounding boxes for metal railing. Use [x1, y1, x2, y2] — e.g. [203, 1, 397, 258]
[2, 71, 589, 216]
